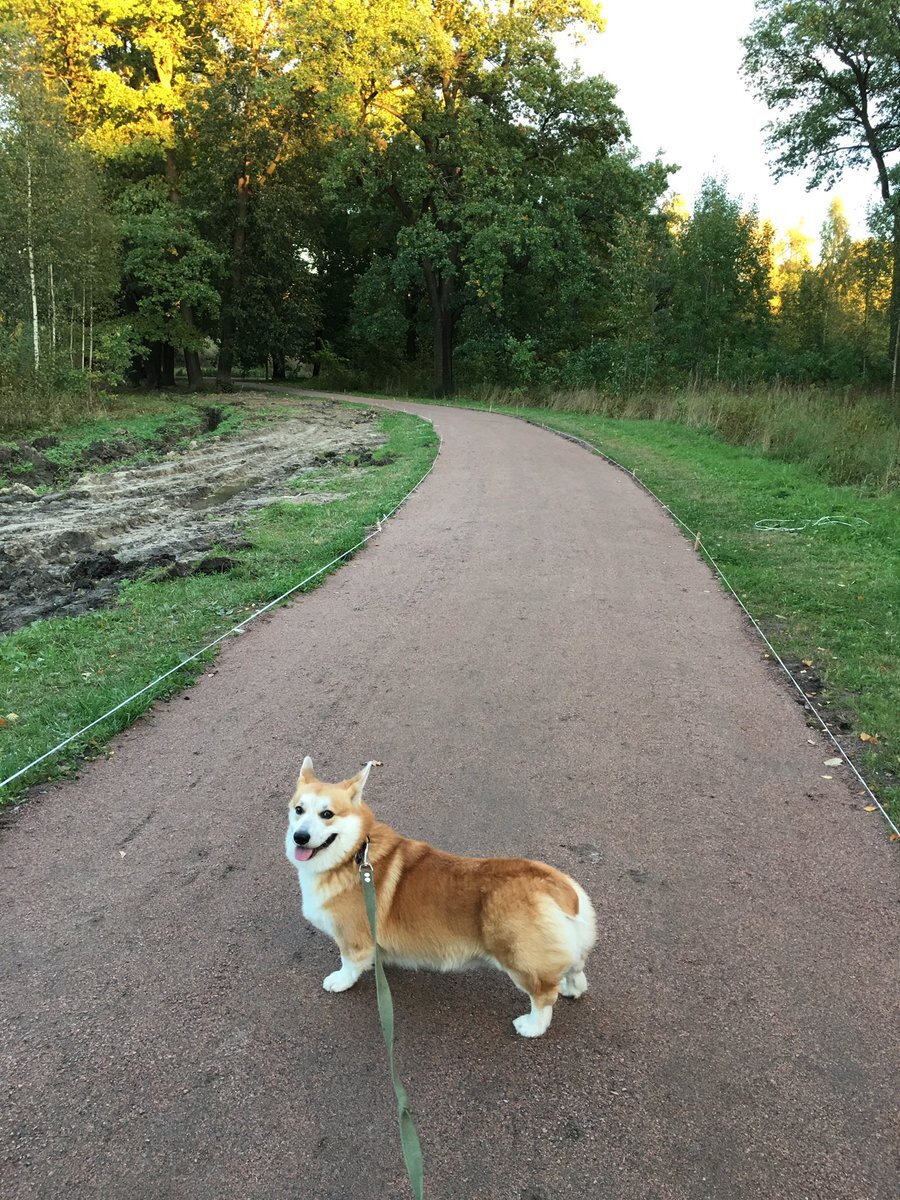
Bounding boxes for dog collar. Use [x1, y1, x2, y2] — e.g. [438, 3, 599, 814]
[354, 838, 370, 867]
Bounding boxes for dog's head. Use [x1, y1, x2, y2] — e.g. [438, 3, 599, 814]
[285, 756, 375, 873]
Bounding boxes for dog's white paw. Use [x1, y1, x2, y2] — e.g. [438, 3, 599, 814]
[323, 969, 357, 993]
[513, 1009, 552, 1038]
[560, 970, 588, 999]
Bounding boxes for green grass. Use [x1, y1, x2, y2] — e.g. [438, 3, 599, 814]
[0, 408, 438, 803]
[529, 385, 900, 492]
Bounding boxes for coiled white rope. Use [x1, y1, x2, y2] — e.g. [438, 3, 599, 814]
[520, 416, 899, 840]
[0, 426, 442, 794]
[754, 516, 871, 533]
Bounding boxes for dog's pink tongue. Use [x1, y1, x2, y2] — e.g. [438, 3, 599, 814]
[294, 847, 315, 863]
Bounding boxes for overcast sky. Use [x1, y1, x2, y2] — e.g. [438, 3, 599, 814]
[559, 0, 878, 248]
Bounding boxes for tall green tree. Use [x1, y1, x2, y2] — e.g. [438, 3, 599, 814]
[669, 178, 774, 384]
[10, 0, 224, 386]
[0, 67, 118, 381]
[321, 0, 613, 395]
[742, 0, 900, 387]
[604, 212, 671, 394]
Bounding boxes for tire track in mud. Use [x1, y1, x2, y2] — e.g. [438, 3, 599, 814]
[0, 401, 383, 632]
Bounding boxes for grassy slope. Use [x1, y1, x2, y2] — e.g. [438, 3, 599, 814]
[499, 403, 900, 824]
[0, 406, 438, 803]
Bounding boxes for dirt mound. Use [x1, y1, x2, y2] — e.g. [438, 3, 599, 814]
[0, 443, 60, 488]
[0, 402, 383, 632]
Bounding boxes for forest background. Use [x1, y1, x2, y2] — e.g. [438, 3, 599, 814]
[1, 0, 899, 478]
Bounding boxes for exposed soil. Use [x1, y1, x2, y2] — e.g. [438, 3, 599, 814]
[0, 405, 231, 492]
[0, 399, 384, 632]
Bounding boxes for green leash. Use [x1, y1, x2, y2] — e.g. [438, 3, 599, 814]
[358, 842, 426, 1199]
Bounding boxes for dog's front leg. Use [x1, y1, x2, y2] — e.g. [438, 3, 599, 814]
[323, 949, 373, 993]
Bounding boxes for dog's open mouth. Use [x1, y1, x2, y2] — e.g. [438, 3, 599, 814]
[294, 832, 337, 863]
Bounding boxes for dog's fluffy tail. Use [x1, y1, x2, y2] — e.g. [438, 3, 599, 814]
[537, 874, 597, 972]
[565, 878, 597, 966]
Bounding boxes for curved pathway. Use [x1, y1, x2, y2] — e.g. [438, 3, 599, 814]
[1, 401, 896, 1200]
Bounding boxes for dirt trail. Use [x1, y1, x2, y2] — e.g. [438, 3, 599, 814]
[0, 400, 896, 1200]
[0, 400, 382, 631]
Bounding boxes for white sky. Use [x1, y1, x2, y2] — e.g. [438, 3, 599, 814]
[559, 0, 879, 250]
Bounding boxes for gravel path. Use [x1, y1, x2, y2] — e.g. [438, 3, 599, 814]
[1, 400, 896, 1200]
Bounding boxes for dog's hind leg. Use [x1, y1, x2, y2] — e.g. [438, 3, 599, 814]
[507, 971, 560, 1038]
[559, 962, 588, 999]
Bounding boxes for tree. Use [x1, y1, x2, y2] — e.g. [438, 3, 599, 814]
[669, 178, 774, 384]
[771, 223, 814, 355]
[9, 0, 222, 387]
[0, 66, 118, 382]
[320, 0, 611, 396]
[742, 0, 900, 389]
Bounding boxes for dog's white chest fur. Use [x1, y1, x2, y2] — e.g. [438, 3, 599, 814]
[296, 873, 336, 939]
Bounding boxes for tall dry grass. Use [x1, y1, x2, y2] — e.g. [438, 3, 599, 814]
[468, 383, 900, 491]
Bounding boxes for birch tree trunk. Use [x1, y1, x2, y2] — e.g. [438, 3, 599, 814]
[26, 154, 40, 369]
[88, 280, 93, 402]
[49, 264, 57, 358]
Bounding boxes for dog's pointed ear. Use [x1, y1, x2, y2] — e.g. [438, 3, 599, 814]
[342, 760, 379, 803]
[298, 756, 316, 784]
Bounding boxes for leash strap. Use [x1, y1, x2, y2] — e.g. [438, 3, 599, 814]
[359, 854, 425, 1199]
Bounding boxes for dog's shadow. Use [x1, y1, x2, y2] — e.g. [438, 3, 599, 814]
[295, 941, 605, 1055]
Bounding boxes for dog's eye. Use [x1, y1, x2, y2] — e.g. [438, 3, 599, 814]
[294, 806, 304, 815]
[320, 809, 334, 821]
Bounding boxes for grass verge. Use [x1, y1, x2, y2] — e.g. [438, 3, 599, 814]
[0, 407, 438, 805]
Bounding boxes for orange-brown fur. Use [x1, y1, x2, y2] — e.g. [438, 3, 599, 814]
[286, 759, 597, 1037]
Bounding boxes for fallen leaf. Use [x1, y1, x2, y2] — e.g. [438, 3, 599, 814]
[119, 850, 127, 857]
[802, 659, 814, 667]
[824, 757, 843, 767]
[5, 713, 18, 722]
[863, 806, 877, 812]
[0, 719, 6, 727]
[890, 834, 899, 842]
[821, 775, 833, 780]
[860, 732, 879, 744]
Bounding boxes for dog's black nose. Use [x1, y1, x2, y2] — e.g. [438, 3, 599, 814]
[293, 830, 311, 846]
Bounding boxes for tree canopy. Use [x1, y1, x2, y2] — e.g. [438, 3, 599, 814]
[0, 0, 897, 404]
[742, 0, 900, 361]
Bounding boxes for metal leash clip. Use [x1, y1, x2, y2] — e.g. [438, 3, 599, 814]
[357, 838, 373, 884]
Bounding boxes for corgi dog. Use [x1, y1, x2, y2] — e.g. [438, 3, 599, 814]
[284, 757, 597, 1037]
